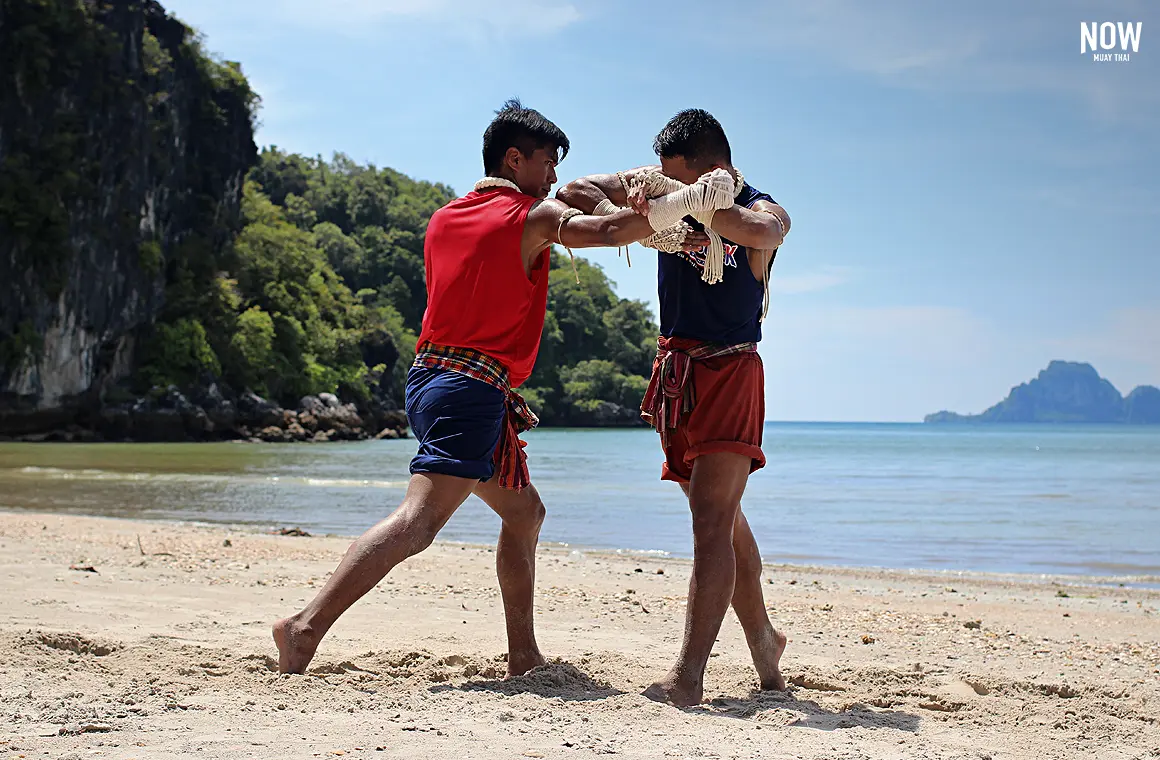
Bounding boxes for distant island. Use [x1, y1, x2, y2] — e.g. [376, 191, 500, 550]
[925, 361, 1160, 424]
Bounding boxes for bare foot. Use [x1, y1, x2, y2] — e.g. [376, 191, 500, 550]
[272, 616, 321, 674]
[751, 627, 788, 691]
[642, 673, 703, 707]
[506, 649, 547, 678]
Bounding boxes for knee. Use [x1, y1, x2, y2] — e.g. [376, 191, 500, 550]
[397, 503, 443, 556]
[408, 526, 438, 556]
[689, 503, 738, 545]
[530, 498, 546, 530]
[507, 495, 546, 535]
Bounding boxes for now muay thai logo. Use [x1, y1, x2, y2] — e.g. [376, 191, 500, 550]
[679, 243, 739, 272]
[1081, 21, 1142, 62]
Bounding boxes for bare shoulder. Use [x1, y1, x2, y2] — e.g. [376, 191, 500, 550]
[522, 198, 575, 254]
[526, 197, 573, 227]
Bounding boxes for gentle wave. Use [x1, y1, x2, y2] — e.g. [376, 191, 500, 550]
[11, 466, 408, 490]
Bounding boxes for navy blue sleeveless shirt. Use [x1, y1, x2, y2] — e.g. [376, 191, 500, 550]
[658, 183, 776, 345]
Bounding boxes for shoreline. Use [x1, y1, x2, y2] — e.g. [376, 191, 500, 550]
[1, 510, 1158, 759]
[5, 507, 1160, 591]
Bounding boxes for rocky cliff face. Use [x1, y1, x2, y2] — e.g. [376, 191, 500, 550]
[0, 0, 257, 434]
[925, 361, 1160, 424]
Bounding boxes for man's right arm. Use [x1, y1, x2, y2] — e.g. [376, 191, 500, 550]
[522, 198, 709, 266]
[554, 166, 659, 214]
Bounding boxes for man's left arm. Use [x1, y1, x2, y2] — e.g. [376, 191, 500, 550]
[710, 199, 790, 252]
[625, 186, 790, 253]
[714, 199, 789, 279]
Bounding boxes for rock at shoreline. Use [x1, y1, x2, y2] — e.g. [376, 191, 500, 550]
[6, 385, 409, 444]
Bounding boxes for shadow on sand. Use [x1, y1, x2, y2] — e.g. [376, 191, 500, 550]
[699, 688, 922, 732]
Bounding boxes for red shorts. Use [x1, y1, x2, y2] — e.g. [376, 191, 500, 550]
[656, 349, 766, 483]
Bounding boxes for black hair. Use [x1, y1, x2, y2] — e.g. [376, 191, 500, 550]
[652, 108, 731, 168]
[482, 98, 570, 174]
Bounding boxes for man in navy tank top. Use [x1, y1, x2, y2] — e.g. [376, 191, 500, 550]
[557, 109, 792, 707]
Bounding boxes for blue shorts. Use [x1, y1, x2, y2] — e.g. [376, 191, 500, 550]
[405, 366, 505, 481]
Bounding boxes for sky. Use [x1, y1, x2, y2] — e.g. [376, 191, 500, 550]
[164, 0, 1159, 422]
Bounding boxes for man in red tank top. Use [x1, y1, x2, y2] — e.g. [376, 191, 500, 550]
[273, 100, 715, 677]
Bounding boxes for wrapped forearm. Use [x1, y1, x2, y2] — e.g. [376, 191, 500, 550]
[593, 198, 623, 216]
[630, 168, 742, 284]
[642, 221, 695, 253]
[595, 197, 690, 253]
[645, 169, 736, 231]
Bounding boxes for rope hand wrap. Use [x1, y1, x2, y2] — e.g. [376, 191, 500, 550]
[615, 170, 691, 253]
[629, 168, 743, 285]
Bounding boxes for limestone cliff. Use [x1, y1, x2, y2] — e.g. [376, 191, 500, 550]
[0, 0, 257, 434]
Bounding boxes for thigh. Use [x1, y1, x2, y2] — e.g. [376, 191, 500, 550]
[686, 452, 752, 532]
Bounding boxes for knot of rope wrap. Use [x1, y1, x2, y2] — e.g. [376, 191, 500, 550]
[614, 170, 695, 255]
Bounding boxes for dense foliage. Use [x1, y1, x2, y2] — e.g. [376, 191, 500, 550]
[142, 149, 658, 425]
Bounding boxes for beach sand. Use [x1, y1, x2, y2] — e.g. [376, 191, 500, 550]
[0, 512, 1157, 759]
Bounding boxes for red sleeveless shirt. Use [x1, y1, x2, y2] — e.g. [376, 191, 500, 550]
[416, 187, 550, 389]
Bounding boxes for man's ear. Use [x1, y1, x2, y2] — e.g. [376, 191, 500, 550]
[504, 146, 523, 174]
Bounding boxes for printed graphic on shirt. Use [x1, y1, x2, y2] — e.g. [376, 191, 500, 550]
[677, 242, 739, 272]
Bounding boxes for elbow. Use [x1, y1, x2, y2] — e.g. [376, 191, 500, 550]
[555, 180, 590, 209]
[763, 212, 790, 249]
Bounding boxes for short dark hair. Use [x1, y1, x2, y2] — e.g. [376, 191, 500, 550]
[482, 98, 570, 174]
[653, 108, 731, 167]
